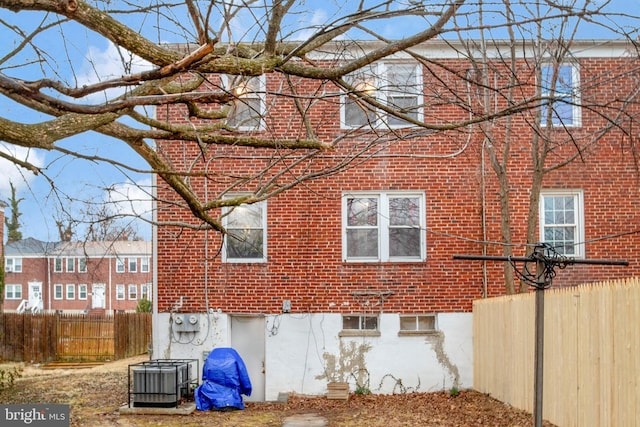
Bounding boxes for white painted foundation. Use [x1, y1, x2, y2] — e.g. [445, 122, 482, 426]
[152, 312, 473, 401]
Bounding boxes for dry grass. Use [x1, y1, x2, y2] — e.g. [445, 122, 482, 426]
[0, 355, 556, 426]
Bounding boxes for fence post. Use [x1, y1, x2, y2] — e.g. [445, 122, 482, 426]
[533, 245, 545, 427]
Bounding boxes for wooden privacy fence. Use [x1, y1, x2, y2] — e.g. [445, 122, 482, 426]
[474, 277, 640, 427]
[0, 312, 151, 363]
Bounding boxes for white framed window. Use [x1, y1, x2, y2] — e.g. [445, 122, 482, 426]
[128, 258, 137, 273]
[5, 257, 22, 273]
[140, 284, 151, 300]
[66, 258, 75, 273]
[78, 258, 87, 273]
[339, 314, 380, 337]
[54, 258, 63, 273]
[116, 258, 125, 273]
[54, 284, 63, 300]
[343, 191, 426, 262]
[399, 314, 437, 335]
[116, 284, 125, 300]
[140, 257, 150, 273]
[342, 61, 423, 129]
[539, 190, 585, 258]
[225, 75, 265, 130]
[223, 198, 267, 263]
[66, 284, 75, 300]
[5, 284, 22, 300]
[78, 284, 88, 300]
[128, 284, 138, 300]
[343, 314, 378, 330]
[540, 63, 581, 127]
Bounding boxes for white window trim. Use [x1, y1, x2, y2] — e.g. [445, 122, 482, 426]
[222, 198, 268, 263]
[540, 63, 581, 127]
[539, 189, 585, 258]
[128, 258, 137, 273]
[341, 61, 423, 129]
[128, 284, 138, 300]
[66, 284, 75, 300]
[398, 314, 438, 336]
[339, 314, 381, 337]
[78, 258, 87, 273]
[116, 258, 125, 273]
[116, 284, 125, 301]
[54, 284, 63, 300]
[224, 75, 266, 131]
[5, 284, 22, 300]
[78, 284, 88, 300]
[342, 191, 426, 262]
[54, 258, 63, 273]
[5, 258, 22, 273]
[141, 257, 150, 273]
[66, 258, 75, 273]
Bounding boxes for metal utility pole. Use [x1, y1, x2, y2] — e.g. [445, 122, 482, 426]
[454, 243, 628, 427]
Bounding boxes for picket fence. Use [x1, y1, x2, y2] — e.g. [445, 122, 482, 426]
[0, 312, 151, 363]
[473, 277, 640, 427]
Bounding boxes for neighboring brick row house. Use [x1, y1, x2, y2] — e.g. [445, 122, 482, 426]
[3, 238, 152, 314]
[147, 39, 640, 401]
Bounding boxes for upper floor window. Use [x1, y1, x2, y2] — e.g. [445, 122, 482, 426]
[140, 257, 150, 273]
[78, 258, 87, 273]
[128, 258, 137, 273]
[223, 198, 267, 263]
[342, 62, 423, 129]
[116, 257, 125, 273]
[539, 190, 584, 258]
[540, 64, 581, 127]
[342, 192, 426, 262]
[5, 257, 22, 273]
[225, 75, 265, 130]
[5, 284, 22, 300]
[66, 258, 75, 273]
[54, 258, 63, 273]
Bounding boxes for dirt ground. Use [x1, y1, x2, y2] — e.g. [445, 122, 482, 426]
[0, 355, 556, 426]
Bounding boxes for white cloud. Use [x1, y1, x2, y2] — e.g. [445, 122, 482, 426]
[106, 178, 153, 220]
[0, 143, 46, 198]
[75, 41, 153, 102]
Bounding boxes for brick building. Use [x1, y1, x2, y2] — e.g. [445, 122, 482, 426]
[152, 39, 640, 400]
[3, 238, 152, 314]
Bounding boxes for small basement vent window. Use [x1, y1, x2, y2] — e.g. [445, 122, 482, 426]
[339, 315, 380, 337]
[399, 314, 436, 335]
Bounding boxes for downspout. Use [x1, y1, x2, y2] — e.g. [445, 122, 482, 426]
[481, 141, 488, 298]
[47, 256, 52, 311]
[108, 255, 112, 311]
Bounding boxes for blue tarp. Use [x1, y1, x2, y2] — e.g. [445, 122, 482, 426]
[195, 347, 252, 411]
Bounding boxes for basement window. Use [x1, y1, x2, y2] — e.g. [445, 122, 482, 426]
[339, 314, 381, 337]
[398, 314, 437, 336]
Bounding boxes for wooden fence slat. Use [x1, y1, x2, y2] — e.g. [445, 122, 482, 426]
[474, 277, 640, 427]
[0, 312, 150, 363]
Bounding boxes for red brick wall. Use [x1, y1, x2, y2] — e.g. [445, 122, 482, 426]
[155, 55, 640, 314]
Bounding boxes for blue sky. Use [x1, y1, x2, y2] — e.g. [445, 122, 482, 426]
[1, 1, 639, 243]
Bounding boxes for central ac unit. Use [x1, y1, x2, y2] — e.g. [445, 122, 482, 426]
[129, 359, 197, 408]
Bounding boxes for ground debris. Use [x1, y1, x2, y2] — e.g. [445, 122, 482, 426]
[0, 356, 556, 427]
